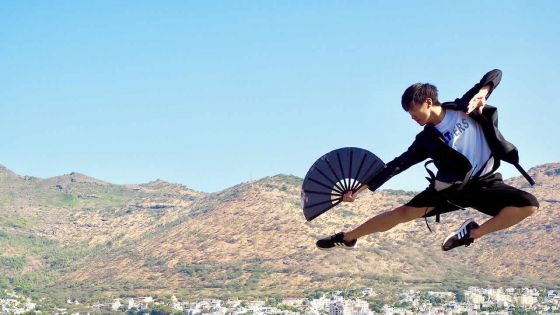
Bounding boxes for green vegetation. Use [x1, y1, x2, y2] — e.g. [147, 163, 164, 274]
[510, 308, 538, 315]
[419, 292, 445, 306]
[369, 300, 384, 313]
[245, 266, 264, 289]
[393, 301, 412, 308]
[0, 230, 107, 299]
[454, 290, 466, 302]
[64, 194, 79, 205]
[9, 217, 27, 228]
[125, 303, 183, 315]
[176, 263, 205, 276]
[0, 256, 26, 270]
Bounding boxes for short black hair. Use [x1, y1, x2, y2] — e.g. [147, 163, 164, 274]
[401, 83, 440, 111]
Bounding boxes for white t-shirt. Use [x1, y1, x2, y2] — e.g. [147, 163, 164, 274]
[435, 110, 494, 178]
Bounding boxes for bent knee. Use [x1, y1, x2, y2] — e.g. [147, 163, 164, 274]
[524, 194, 539, 216]
[511, 205, 538, 218]
[515, 193, 539, 217]
[524, 205, 538, 216]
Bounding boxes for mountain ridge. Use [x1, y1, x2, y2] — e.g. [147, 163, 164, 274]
[1, 162, 559, 301]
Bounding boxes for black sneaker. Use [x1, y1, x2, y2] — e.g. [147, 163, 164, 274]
[441, 219, 479, 251]
[316, 232, 357, 249]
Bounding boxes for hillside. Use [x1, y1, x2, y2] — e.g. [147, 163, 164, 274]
[0, 163, 559, 302]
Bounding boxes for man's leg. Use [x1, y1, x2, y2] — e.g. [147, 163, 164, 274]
[442, 204, 538, 251]
[470, 205, 537, 239]
[441, 174, 540, 251]
[343, 205, 434, 242]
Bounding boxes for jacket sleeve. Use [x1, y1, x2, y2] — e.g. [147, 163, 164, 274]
[365, 133, 428, 191]
[452, 69, 502, 111]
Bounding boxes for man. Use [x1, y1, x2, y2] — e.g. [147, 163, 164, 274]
[316, 69, 539, 251]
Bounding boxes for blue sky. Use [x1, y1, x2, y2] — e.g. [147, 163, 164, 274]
[1, 1, 559, 192]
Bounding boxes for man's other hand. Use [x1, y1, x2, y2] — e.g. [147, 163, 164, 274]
[466, 84, 491, 114]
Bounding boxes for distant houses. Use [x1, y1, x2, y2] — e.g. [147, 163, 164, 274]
[2, 286, 560, 314]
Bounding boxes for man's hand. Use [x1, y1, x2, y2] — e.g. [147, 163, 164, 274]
[342, 191, 357, 202]
[466, 95, 486, 114]
[466, 84, 491, 114]
[342, 184, 368, 202]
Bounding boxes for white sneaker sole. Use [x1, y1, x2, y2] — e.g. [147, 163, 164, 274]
[317, 245, 357, 251]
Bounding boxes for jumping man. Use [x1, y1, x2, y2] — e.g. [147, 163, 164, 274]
[316, 69, 539, 251]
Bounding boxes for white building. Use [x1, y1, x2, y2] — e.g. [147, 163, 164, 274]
[247, 300, 266, 309]
[320, 299, 374, 315]
[127, 298, 134, 310]
[428, 291, 454, 300]
[226, 299, 241, 308]
[347, 299, 372, 315]
[186, 308, 203, 315]
[280, 297, 305, 307]
[490, 289, 512, 307]
[330, 301, 351, 315]
[172, 301, 184, 311]
[308, 297, 331, 314]
[466, 292, 485, 305]
[111, 299, 122, 311]
[516, 294, 537, 307]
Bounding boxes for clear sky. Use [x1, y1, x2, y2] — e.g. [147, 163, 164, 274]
[1, 1, 559, 193]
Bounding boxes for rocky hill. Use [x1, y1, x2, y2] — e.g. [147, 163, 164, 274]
[0, 163, 559, 301]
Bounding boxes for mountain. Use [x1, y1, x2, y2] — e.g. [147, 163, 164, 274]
[1, 164, 559, 302]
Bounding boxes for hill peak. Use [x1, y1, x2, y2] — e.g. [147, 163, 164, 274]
[254, 174, 302, 186]
[528, 162, 560, 177]
[141, 179, 190, 189]
[142, 178, 171, 186]
[45, 172, 110, 186]
[139, 178, 202, 196]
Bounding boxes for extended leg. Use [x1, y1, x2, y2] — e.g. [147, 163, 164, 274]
[343, 205, 434, 241]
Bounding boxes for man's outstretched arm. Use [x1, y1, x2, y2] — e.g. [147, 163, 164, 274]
[343, 134, 428, 202]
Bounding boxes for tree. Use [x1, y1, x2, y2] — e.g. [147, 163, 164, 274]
[393, 301, 411, 309]
[454, 291, 466, 303]
[369, 301, 384, 313]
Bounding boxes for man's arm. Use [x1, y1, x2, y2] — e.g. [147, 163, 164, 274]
[343, 134, 428, 202]
[452, 69, 502, 112]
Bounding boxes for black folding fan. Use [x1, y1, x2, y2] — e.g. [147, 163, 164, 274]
[301, 147, 385, 221]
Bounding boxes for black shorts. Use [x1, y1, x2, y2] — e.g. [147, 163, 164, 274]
[405, 173, 539, 218]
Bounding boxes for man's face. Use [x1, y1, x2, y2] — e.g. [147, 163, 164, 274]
[407, 99, 431, 126]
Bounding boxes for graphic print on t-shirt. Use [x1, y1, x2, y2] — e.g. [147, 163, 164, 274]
[435, 110, 494, 178]
[442, 118, 470, 144]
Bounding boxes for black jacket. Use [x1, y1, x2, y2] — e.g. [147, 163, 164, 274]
[365, 69, 534, 192]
